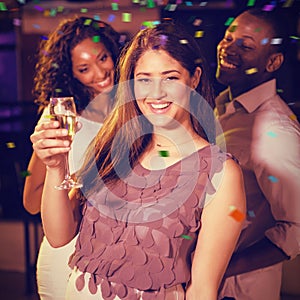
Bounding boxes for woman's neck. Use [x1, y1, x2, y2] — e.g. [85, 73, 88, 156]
[139, 127, 209, 170]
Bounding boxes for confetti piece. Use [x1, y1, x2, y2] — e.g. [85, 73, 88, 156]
[33, 24, 41, 29]
[194, 58, 203, 64]
[13, 18, 22, 26]
[193, 18, 202, 26]
[20, 170, 31, 178]
[84, 19, 92, 26]
[52, 63, 59, 68]
[247, 0, 256, 6]
[266, 131, 277, 138]
[122, 13, 131, 22]
[181, 234, 192, 240]
[229, 205, 245, 222]
[49, 8, 57, 17]
[261, 38, 269, 45]
[6, 142, 16, 148]
[158, 150, 169, 157]
[277, 89, 283, 93]
[41, 35, 48, 40]
[224, 17, 234, 26]
[245, 68, 257, 75]
[147, 0, 156, 8]
[194, 31, 204, 38]
[34, 5, 43, 12]
[57, 6, 64, 12]
[236, 38, 243, 46]
[185, 1, 193, 6]
[199, 1, 208, 6]
[81, 8, 88, 13]
[94, 15, 101, 21]
[228, 25, 237, 33]
[262, 4, 275, 11]
[289, 114, 297, 121]
[167, 4, 177, 11]
[43, 10, 50, 17]
[283, 0, 294, 7]
[55, 88, 62, 93]
[248, 210, 255, 218]
[111, 3, 118, 10]
[44, 115, 54, 119]
[268, 175, 278, 183]
[179, 39, 188, 44]
[159, 34, 168, 46]
[108, 14, 116, 22]
[0, 2, 7, 11]
[92, 35, 100, 42]
[271, 38, 282, 45]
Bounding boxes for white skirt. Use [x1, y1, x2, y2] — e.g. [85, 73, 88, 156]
[66, 268, 185, 300]
[36, 235, 78, 300]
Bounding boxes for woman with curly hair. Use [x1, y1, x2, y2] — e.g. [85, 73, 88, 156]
[23, 16, 122, 299]
[31, 21, 245, 299]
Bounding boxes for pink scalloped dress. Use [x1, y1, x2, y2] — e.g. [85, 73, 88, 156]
[68, 145, 228, 299]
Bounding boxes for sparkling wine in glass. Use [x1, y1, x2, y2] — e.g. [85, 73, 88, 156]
[49, 97, 83, 190]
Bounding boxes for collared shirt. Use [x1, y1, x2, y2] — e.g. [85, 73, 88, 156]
[215, 79, 300, 300]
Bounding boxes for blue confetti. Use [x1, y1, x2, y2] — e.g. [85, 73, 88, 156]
[261, 38, 269, 45]
[248, 210, 255, 217]
[268, 175, 279, 183]
[266, 131, 277, 138]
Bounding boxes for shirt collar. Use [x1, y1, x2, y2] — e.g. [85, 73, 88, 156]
[215, 79, 277, 115]
[235, 79, 277, 113]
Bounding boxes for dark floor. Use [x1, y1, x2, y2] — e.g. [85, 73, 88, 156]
[0, 270, 299, 300]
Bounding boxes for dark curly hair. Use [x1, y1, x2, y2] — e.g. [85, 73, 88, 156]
[33, 16, 121, 113]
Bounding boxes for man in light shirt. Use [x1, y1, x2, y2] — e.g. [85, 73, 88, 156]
[215, 8, 300, 300]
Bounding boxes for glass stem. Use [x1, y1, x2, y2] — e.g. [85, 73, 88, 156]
[64, 152, 71, 180]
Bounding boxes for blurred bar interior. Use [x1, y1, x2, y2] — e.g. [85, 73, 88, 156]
[0, 0, 299, 299]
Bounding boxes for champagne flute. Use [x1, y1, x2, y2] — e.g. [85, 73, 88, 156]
[49, 97, 83, 190]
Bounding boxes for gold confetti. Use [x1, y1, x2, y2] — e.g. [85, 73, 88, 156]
[194, 31, 204, 38]
[6, 142, 16, 148]
[245, 68, 258, 75]
[289, 114, 297, 121]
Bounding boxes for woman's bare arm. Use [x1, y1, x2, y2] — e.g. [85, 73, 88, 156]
[186, 159, 246, 299]
[23, 152, 46, 214]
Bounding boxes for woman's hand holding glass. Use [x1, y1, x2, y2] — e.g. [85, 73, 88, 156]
[30, 97, 82, 190]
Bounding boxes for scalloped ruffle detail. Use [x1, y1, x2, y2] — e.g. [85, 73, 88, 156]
[69, 145, 228, 298]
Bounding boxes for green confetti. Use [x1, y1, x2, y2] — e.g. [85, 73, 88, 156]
[122, 13, 132, 22]
[111, 3, 118, 10]
[181, 234, 192, 240]
[0, 2, 7, 11]
[247, 0, 256, 6]
[84, 19, 92, 26]
[21, 170, 31, 178]
[158, 150, 169, 157]
[224, 17, 234, 26]
[147, 0, 155, 8]
[92, 35, 100, 42]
